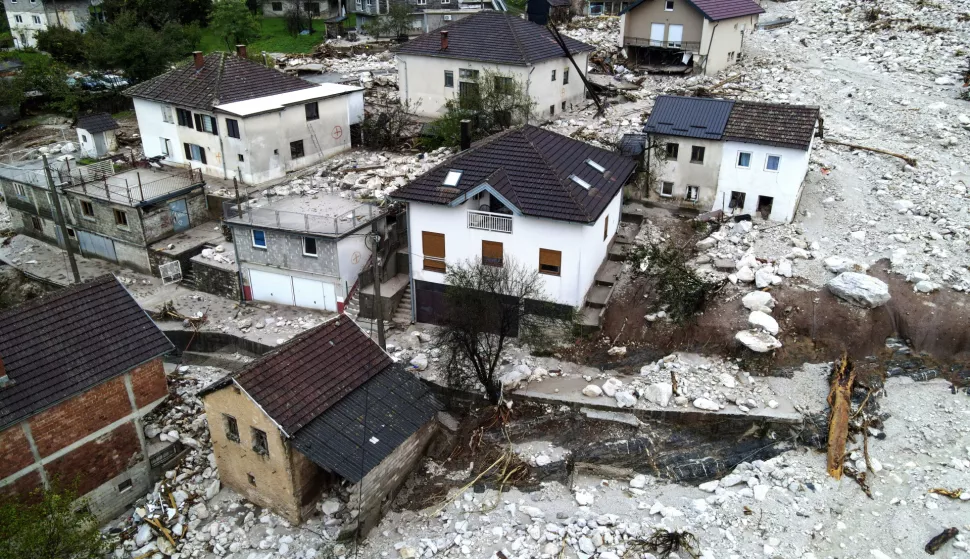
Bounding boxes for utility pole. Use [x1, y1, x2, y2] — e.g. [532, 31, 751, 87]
[42, 155, 80, 284]
[369, 232, 386, 350]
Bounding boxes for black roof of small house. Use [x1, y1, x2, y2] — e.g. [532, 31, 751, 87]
[77, 113, 120, 134]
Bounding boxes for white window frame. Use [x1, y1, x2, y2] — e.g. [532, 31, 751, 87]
[160, 138, 171, 156]
[660, 181, 674, 197]
[551, 69, 556, 81]
[736, 151, 752, 168]
[252, 229, 267, 248]
[665, 0, 674, 10]
[80, 200, 95, 219]
[303, 236, 318, 257]
[416, 0, 426, 5]
[14, 15, 22, 23]
[199, 115, 215, 133]
[32, 15, 41, 24]
[765, 154, 781, 172]
[356, 0, 361, 8]
[686, 185, 699, 202]
[14, 184, 27, 198]
[161, 105, 174, 124]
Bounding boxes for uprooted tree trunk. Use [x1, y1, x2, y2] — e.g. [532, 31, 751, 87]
[826, 354, 855, 480]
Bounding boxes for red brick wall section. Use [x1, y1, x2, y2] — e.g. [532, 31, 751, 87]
[0, 471, 43, 504]
[28, 376, 130, 458]
[130, 359, 169, 408]
[0, 426, 35, 479]
[44, 421, 141, 496]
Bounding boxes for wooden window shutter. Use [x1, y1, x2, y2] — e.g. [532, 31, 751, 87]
[482, 240, 503, 267]
[604, 215, 609, 241]
[184, 143, 191, 159]
[199, 147, 207, 165]
[193, 114, 202, 130]
[422, 231, 445, 272]
[539, 249, 561, 276]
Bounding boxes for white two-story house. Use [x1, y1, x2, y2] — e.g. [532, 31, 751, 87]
[4, 0, 104, 49]
[391, 125, 638, 323]
[644, 95, 820, 222]
[395, 12, 593, 119]
[125, 48, 364, 185]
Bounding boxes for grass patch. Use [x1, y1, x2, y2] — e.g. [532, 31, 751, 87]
[199, 16, 328, 54]
[0, 49, 54, 67]
[112, 110, 134, 120]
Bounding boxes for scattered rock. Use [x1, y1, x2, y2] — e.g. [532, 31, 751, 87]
[827, 272, 891, 308]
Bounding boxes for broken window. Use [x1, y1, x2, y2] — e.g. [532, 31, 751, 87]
[252, 428, 269, 456]
[252, 229, 267, 248]
[303, 236, 318, 256]
[660, 181, 674, 197]
[729, 191, 746, 210]
[176, 108, 193, 128]
[81, 200, 94, 217]
[765, 154, 781, 171]
[444, 70, 454, 88]
[422, 231, 446, 272]
[224, 415, 240, 442]
[305, 102, 319, 121]
[226, 118, 240, 139]
[563, 68, 569, 85]
[114, 209, 128, 227]
[686, 185, 699, 202]
[665, 142, 679, 159]
[737, 151, 751, 167]
[690, 145, 705, 163]
[538, 248, 561, 276]
[482, 240, 503, 267]
[290, 140, 305, 159]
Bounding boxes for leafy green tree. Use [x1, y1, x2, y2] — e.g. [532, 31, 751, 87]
[247, 0, 264, 15]
[15, 53, 78, 115]
[101, 0, 213, 29]
[381, 2, 414, 39]
[209, 0, 261, 50]
[0, 482, 108, 559]
[85, 14, 199, 83]
[35, 26, 87, 66]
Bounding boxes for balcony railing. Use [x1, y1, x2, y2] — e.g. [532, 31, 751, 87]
[622, 37, 702, 52]
[467, 210, 512, 234]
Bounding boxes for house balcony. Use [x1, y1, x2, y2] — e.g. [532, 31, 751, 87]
[467, 210, 512, 234]
[622, 37, 701, 52]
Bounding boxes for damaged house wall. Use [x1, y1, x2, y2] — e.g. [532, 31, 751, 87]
[699, 15, 758, 74]
[649, 134, 722, 208]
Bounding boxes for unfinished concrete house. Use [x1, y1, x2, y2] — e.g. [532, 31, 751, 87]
[0, 275, 175, 520]
[199, 316, 441, 531]
[125, 48, 364, 186]
[618, 0, 764, 74]
[76, 113, 120, 159]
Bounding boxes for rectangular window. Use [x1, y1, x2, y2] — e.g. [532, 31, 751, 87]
[252, 229, 267, 248]
[551, 69, 556, 81]
[81, 134, 88, 142]
[661, 181, 674, 197]
[251, 428, 269, 456]
[13, 16, 21, 24]
[272, 1, 283, 9]
[30, 216, 42, 230]
[160, 138, 171, 156]
[238, 154, 244, 162]
[184, 143, 207, 164]
[422, 231, 446, 272]
[224, 415, 240, 442]
[303, 237, 318, 257]
[665, 143, 679, 159]
[459, 69, 479, 81]
[737, 151, 751, 168]
[444, 70, 454, 88]
[114, 209, 128, 227]
[80, 200, 94, 217]
[493, 76, 514, 95]
[550, 104, 555, 116]
[686, 185, 699, 201]
[417, 0, 426, 5]
[161, 106, 174, 124]
[32, 15, 41, 24]
[14, 184, 26, 198]
[766, 154, 781, 171]
[305, 102, 319, 121]
[118, 479, 132, 493]
[665, 0, 674, 10]
[563, 68, 569, 85]
[561, 101, 566, 111]
[66, 227, 76, 239]
[226, 118, 240, 138]
[290, 140, 305, 159]
[539, 249, 561, 276]
[176, 108, 193, 128]
[690, 145, 705, 163]
[482, 240, 503, 267]
[195, 114, 217, 134]
[604, 215, 609, 241]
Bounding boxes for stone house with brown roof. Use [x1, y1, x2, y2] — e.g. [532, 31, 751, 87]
[618, 0, 765, 74]
[0, 275, 175, 520]
[124, 48, 365, 186]
[199, 316, 440, 533]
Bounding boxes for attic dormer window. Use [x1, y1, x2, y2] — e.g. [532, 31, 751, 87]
[444, 170, 463, 187]
[585, 159, 606, 173]
[569, 175, 592, 189]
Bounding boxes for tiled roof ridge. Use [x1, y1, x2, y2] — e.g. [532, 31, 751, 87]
[506, 14, 529, 64]
[521, 125, 593, 221]
[211, 52, 227, 106]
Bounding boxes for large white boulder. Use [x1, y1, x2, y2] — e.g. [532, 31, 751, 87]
[827, 272, 891, 308]
[602, 377, 623, 397]
[748, 311, 779, 335]
[614, 391, 638, 408]
[742, 291, 776, 312]
[582, 384, 603, 397]
[754, 267, 776, 288]
[642, 382, 673, 407]
[735, 330, 782, 353]
[692, 398, 720, 411]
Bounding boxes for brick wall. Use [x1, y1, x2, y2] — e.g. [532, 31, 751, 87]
[0, 426, 34, 478]
[45, 421, 142, 495]
[28, 375, 130, 457]
[0, 471, 43, 502]
[130, 359, 168, 408]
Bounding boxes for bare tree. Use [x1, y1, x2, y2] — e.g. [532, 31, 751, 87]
[434, 257, 572, 405]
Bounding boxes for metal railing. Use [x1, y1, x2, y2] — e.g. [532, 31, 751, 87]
[63, 168, 205, 206]
[223, 200, 379, 236]
[622, 37, 701, 51]
[467, 210, 513, 234]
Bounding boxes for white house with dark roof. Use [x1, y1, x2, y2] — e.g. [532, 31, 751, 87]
[395, 12, 593, 119]
[391, 125, 637, 325]
[76, 113, 119, 159]
[125, 48, 364, 185]
[644, 95, 820, 222]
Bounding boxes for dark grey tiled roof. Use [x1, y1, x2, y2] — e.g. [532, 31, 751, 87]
[722, 101, 820, 150]
[644, 95, 735, 140]
[621, 0, 764, 20]
[290, 364, 441, 483]
[0, 275, 173, 430]
[392, 125, 637, 223]
[124, 52, 317, 111]
[617, 133, 648, 157]
[394, 12, 594, 65]
[77, 113, 120, 134]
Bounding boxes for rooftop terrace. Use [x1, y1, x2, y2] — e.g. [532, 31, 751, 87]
[223, 193, 381, 237]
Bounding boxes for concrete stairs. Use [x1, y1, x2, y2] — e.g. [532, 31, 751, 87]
[180, 268, 198, 290]
[577, 213, 643, 331]
[392, 284, 412, 326]
[344, 287, 377, 335]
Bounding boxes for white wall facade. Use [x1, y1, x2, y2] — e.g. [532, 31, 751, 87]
[651, 134, 722, 208]
[397, 53, 589, 119]
[713, 139, 812, 222]
[406, 192, 621, 308]
[700, 15, 758, 74]
[6, 8, 48, 48]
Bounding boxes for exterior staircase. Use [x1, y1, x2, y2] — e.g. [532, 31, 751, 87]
[180, 267, 197, 290]
[344, 287, 377, 335]
[392, 285, 412, 326]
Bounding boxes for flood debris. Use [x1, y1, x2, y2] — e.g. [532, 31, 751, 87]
[925, 527, 959, 555]
[928, 488, 963, 499]
[625, 528, 700, 559]
[826, 355, 856, 480]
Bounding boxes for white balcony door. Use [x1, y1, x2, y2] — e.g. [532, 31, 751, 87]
[650, 23, 665, 45]
[668, 24, 683, 47]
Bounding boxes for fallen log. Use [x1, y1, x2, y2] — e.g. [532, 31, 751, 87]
[823, 138, 917, 167]
[826, 354, 855, 480]
[925, 528, 959, 555]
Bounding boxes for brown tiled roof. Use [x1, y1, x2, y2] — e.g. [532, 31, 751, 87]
[723, 101, 820, 150]
[232, 317, 393, 434]
[392, 125, 637, 223]
[394, 12, 594, 65]
[124, 52, 317, 111]
[621, 0, 764, 21]
[77, 113, 119, 134]
[0, 275, 173, 430]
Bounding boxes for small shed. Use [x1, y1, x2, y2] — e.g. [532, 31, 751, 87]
[76, 113, 120, 159]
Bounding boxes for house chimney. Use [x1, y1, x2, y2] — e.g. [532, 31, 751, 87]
[193, 51, 204, 69]
[440, 30, 448, 50]
[460, 119, 471, 151]
[236, 44, 248, 58]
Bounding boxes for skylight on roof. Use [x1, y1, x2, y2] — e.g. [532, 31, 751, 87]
[443, 170, 463, 187]
[586, 159, 606, 173]
[569, 175, 592, 189]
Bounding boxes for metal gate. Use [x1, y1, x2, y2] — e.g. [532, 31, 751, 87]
[76, 230, 117, 262]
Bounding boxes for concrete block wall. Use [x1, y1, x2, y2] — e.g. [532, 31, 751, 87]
[193, 260, 241, 301]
